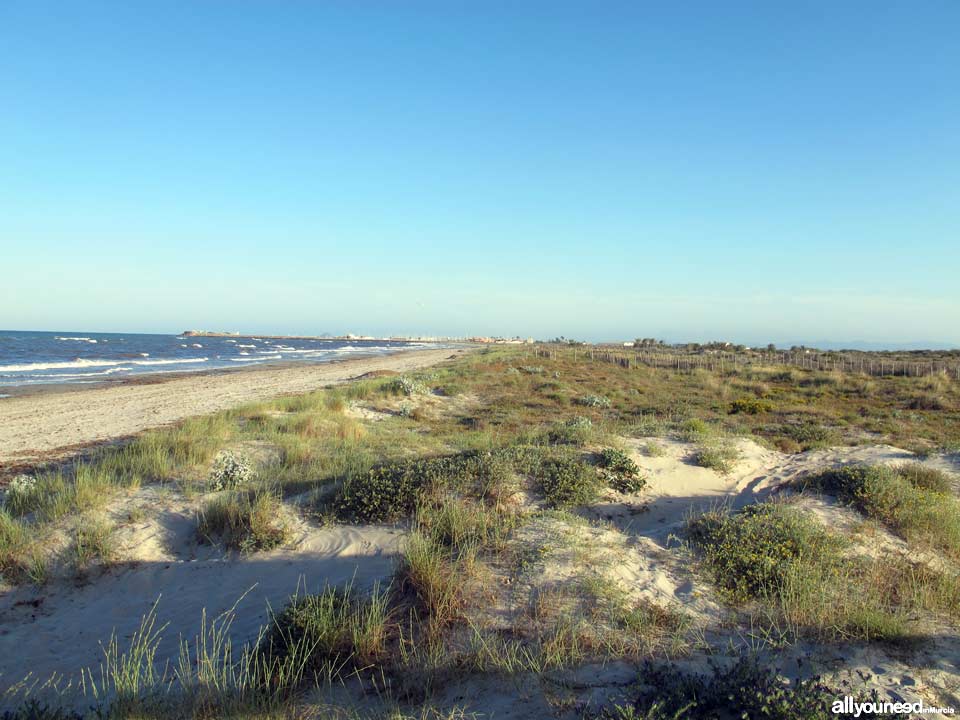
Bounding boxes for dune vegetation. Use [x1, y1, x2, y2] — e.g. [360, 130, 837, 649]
[1, 345, 959, 718]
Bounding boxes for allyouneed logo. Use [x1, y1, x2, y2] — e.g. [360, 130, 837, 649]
[832, 696, 955, 716]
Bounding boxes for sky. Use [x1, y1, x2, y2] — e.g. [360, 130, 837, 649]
[1, 2, 957, 345]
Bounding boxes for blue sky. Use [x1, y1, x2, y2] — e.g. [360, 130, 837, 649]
[1, 2, 957, 344]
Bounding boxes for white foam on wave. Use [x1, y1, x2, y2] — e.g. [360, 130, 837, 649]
[0, 357, 209, 373]
[192, 343, 203, 348]
[55, 336, 97, 343]
[26, 366, 134, 379]
[230, 354, 279, 362]
[237, 344, 257, 348]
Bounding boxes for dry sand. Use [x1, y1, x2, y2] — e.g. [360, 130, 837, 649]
[0, 348, 465, 467]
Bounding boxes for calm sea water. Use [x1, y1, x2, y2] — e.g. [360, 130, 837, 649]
[0, 331, 438, 390]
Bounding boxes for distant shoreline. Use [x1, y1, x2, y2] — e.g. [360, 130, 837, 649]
[0, 346, 468, 468]
[180, 330, 454, 342]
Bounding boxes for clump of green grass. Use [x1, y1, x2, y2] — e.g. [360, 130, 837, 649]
[693, 442, 739, 474]
[640, 440, 666, 457]
[678, 418, 716, 441]
[197, 489, 289, 552]
[547, 416, 595, 445]
[596, 448, 647, 494]
[0, 509, 48, 585]
[73, 517, 116, 572]
[416, 495, 517, 554]
[261, 580, 391, 676]
[539, 455, 599, 507]
[395, 530, 465, 629]
[799, 464, 960, 556]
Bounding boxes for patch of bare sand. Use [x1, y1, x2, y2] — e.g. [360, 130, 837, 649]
[0, 484, 404, 700]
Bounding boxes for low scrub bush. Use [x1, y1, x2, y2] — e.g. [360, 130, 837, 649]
[782, 422, 835, 448]
[894, 463, 953, 493]
[799, 464, 960, 555]
[728, 397, 774, 415]
[596, 448, 647, 494]
[678, 418, 716, 441]
[384, 376, 426, 396]
[197, 489, 289, 552]
[73, 518, 116, 571]
[547, 416, 594, 445]
[334, 452, 512, 522]
[3, 475, 38, 515]
[539, 455, 599, 507]
[686, 502, 929, 641]
[209, 450, 253, 490]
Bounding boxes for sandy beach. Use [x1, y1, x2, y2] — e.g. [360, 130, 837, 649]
[0, 347, 465, 467]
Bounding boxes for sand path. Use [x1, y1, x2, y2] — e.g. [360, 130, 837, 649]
[0, 348, 465, 467]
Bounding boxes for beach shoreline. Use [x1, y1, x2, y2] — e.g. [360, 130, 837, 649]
[0, 346, 470, 469]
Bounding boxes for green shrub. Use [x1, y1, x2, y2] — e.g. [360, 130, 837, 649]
[728, 397, 773, 415]
[539, 456, 599, 507]
[334, 453, 505, 522]
[686, 503, 845, 602]
[547, 416, 594, 445]
[384, 376, 426, 396]
[597, 448, 647, 494]
[800, 464, 960, 555]
[782, 422, 834, 447]
[335, 463, 425, 522]
[894, 463, 953, 493]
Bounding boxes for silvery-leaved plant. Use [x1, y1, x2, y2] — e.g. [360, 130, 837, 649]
[209, 450, 253, 490]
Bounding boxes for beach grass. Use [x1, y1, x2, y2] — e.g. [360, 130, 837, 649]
[798, 464, 960, 557]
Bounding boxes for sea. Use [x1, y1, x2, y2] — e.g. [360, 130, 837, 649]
[0, 331, 440, 392]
